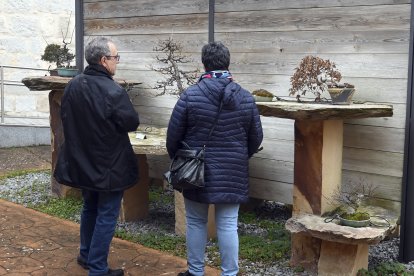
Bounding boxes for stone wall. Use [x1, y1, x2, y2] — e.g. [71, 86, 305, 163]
[0, 0, 75, 126]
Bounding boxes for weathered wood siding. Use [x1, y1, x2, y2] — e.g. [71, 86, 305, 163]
[84, 0, 411, 207]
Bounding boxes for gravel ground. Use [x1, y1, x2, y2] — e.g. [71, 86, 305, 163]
[1, 172, 414, 275]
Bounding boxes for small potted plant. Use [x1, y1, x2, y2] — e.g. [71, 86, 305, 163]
[41, 43, 76, 77]
[323, 182, 378, 227]
[41, 14, 77, 77]
[289, 55, 355, 104]
[252, 89, 275, 102]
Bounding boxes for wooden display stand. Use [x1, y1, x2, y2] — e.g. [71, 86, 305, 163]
[256, 101, 393, 275]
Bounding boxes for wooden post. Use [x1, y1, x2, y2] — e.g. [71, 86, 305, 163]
[119, 154, 149, 221]
[293, 119, 343, 215]
[290, 119, 343, 272]
[49, 89, 81, 198]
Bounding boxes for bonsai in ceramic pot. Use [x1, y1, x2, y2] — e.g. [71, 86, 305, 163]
[289, 55, 355, 104]
[41, 43, 76, 77]
[41, 15, 77, 77]
[323, 182, 378, 227]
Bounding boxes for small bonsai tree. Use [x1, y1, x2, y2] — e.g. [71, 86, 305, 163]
[41, 12, 75, 69]
[289, 55, 342, 101]
[151, 38, 198, 95]
[252, 89, 274, 98]
[41, 43, 74, 69]
[324, 181, 378, 219]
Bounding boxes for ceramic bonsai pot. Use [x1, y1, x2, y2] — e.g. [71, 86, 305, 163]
[339, 212, 370, 227]
[57, 68, 78, 77]
[328, 87, 356, 105]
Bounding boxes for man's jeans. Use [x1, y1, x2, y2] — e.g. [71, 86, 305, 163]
[79, 190, 124, 276]
[184, 198, 240, 276]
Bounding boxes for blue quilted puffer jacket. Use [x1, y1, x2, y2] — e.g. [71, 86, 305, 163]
[166, 77, 263, 204]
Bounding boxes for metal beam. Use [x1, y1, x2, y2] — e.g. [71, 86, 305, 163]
[400, 1, 414, 263]
[208, 0, 215, 43]
[75, 0, 84, 73]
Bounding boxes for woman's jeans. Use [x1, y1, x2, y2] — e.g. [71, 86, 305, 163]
[184, 198, 240, 276]
[79, 190, 124, 276]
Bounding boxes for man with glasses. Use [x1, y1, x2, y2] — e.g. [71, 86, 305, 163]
[54, 37, 139, 276]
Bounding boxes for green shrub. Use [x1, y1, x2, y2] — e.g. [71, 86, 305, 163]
[239, 212, 291, 263]
[357, 261, 412, 276]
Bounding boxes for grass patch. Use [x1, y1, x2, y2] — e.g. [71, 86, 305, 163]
[0, 168, 50, 181]
[33, 196, 83, 221]
[239, 211, 257, 224]
[149, 185, 174, 205]
[239, 211, 291, 263]
[240, 235, 288, 262]
[115, 229, 187, 258]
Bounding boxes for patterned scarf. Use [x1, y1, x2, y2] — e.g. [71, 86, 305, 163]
[199, 70, 233, 82]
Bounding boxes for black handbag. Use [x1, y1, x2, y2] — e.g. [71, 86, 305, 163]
[164, 100, 223, 191]
[163, 141, 205, 190]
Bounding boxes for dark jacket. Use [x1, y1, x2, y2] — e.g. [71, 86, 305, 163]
[166, 78, 263, 203]
[54, 64, 140, 191]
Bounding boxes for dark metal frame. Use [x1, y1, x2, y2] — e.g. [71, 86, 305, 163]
[75, 0, 84, 72]
[209, 0, 215, 43]
[400, 1, 414, 263]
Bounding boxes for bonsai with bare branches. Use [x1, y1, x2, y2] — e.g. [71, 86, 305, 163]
[151, 38, 198, 95]
[324, 181, 378, 216]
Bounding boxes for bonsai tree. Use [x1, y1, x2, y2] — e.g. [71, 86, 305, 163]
[289, 55, 342, 101]
[41, 12, 75, 69]
[41, 43, 74, 69]
[323, 181, 379, 227]
[151, 37, 198, 95]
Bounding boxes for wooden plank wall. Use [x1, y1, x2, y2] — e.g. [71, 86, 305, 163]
[83, 0, 411, 208]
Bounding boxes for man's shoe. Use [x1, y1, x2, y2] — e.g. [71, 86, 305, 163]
[104, 268, 124, 276]
[177, 271, 194, 276]
[76, 255, 88, 269]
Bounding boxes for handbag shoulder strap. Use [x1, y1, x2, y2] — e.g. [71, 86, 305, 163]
[205, 99, 223, 146]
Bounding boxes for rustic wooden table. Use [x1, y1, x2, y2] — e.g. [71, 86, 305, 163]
[255, 100, 393, 275]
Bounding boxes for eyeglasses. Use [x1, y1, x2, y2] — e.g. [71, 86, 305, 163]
[105, 55, 120, 61]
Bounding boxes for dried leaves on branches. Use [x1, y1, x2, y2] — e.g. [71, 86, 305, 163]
[151, 38, 198, 95]
[289, 55, 342, 101]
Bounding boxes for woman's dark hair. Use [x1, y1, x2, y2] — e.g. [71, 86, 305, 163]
[201, 42, 230, 72]
[85, 37, 112, 65]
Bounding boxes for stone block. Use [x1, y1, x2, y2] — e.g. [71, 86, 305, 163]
[318, 241, 368, 275]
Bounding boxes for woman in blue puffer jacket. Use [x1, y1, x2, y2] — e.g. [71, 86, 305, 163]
[167, 41, 263, 276]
